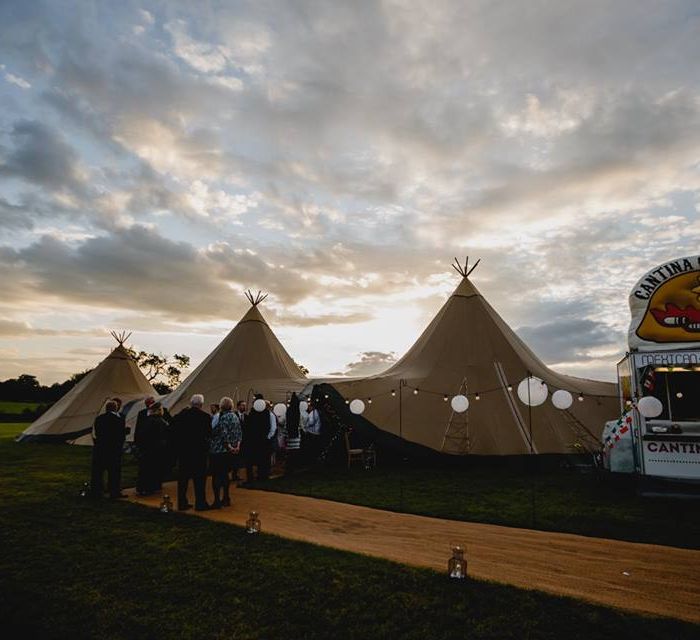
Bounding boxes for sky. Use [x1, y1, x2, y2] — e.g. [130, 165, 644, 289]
[0, 0, 699, 385]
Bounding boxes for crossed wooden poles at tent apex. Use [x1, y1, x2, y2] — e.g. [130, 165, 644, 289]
[245, 290, 269, 306]
[451, 256, 481, 278]
[110, 330, 132, 346]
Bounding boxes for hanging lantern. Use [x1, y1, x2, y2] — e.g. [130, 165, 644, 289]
[517, 376, 548, 406]
[78, 481, 90, 498]
[368, 397, 372, 404]
[253, 398, 267, 412]
[450, 395, 469, 413]
[349, 399, 366, 415]
[638, 396, 663, 418]
[443, 394, 448, 402]
[551, 389, 573, 410]
[448, 546, 467, 579]
[391, 389, 396, 397]
[273, 403, 287, 418]
[413, 388, 419, 395]
[159, 494, 173, 513]
[507, 384, 513, 392]
[475, 392, 480, 400]
[246, 510, 261, 534]
[578, 393, 584, 402]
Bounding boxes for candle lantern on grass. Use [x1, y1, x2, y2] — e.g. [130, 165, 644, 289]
[159, 494, 173, 513]
[246, 511, 261, 534]
[78, 481, 90, 498]
[448, 546, 467, 579]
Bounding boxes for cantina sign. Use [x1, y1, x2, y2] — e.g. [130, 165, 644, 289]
[629, 255, 700, 351]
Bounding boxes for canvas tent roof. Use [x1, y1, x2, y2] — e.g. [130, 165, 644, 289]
[18, 338, 156, 444]
[329, 264, 618, 455]
[163, 294, 307, 414]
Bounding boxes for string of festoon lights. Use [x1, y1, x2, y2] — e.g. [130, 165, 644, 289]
[242, 375, 606, 423]
[340, 375, 594, 416]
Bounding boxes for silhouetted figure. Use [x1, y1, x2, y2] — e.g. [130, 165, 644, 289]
[243, 394, 275, 482]
[135, 402, 168, 495]
[91, 400, 128, 498]
[285, 392, 301, 473]
[171, 394, 211, 511]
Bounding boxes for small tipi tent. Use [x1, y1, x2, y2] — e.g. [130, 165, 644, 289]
[18, 332, 156, 443]
[163, 291, 307, 414]
[329, 260, 618, 455]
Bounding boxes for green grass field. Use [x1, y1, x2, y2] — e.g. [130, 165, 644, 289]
[1, 423, 697, 639]
[0, 401, 41, 414]
[257, 461, 699, 549]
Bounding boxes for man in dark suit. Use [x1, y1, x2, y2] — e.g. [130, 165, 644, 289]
[243, 394, 275, 483]
[171, 393, 211, 511]
[91, 400, 128, 499]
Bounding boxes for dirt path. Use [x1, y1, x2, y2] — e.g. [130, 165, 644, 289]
[130, 482, 700, 624]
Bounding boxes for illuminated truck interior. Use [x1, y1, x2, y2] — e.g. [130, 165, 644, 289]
[644, 368, 700, 434]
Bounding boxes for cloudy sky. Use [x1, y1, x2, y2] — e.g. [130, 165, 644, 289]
[0, 0, 698, 384]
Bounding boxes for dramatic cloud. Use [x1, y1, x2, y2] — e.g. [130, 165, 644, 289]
[0, 0, 698, 382]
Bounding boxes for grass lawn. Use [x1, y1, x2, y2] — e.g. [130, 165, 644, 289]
[256, 462, 700, 549]
[1, 423, 697, 640]
[0, 401, 41, 413]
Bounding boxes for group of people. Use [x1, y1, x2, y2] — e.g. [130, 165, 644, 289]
[90, 391, 323, 511]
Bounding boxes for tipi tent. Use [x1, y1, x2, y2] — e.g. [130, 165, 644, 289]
[163, 291, 307, 414]
[329, 260, 618, 455]
[18, 332, 156, 443]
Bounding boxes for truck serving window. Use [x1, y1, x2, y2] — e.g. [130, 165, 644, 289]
[667, 372, 700, 422]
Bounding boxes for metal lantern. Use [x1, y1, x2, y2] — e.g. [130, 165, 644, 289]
[78, 481, 90, 498]
[159, 494, 173, 513]
[246, 510, 261, 534]
[448, 546, 467, 579]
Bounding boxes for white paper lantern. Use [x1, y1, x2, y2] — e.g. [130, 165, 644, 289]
[253, 398, 267, 412]
[273, 403, 287, 418]
[349, 399, 365, 415]
[637, 396, 663, 418]
[551, 389, 573, 410]
[517, 376, 548, 406]
[450, 395, 469, 413]
[299, 400, 308, 413]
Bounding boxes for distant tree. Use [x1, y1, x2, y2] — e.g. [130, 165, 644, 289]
[125, 349, 190, 394]
[295, 361, 310, 375]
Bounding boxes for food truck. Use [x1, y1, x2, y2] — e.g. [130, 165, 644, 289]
[616, 255, 700, 481]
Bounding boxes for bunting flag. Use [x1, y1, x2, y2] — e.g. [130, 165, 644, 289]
[641, 365, 656, 394]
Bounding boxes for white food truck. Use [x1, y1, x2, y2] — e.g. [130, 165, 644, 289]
[616, 255, 700, 481]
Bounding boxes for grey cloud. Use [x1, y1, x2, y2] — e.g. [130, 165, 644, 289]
[331, 351, 398, 377]
[516, 319, 622, 364]
[0, 318, 101, 337]
[0, 121, 84, 192]
[0, 197, 33, 231]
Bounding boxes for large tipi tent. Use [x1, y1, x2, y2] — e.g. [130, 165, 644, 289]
[163, 291, 307, 414]
[18, 332, 156, 443]
[328, 260, 618, 455]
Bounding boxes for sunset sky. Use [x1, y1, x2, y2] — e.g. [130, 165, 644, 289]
[1, 1, 699, 385]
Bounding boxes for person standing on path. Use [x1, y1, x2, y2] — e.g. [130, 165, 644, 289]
[91, 400, 128, 499]
[171, 394, 211, 511]
[210, 396, 241, 507]
[243, 394, 275, 482]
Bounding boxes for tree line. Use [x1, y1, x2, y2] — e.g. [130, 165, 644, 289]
[0, 350, 190, 404]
